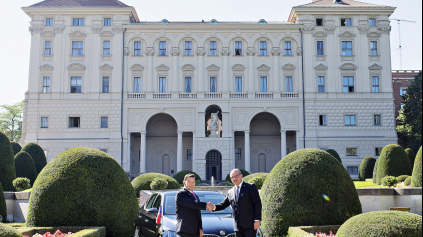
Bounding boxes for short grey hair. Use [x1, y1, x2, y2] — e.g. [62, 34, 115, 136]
[230, 169, 242, 176]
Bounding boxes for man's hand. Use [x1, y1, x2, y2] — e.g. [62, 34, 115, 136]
[200, 229, 204, 237]
[254, 221, 261, 230]
[206, 202, 215, 211]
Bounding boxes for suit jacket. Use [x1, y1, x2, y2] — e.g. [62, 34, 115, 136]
[215, 182, 262, 231]
[176, 188, 208, 234]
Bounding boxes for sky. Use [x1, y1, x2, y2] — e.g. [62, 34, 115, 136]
[0, 0, 421, 106]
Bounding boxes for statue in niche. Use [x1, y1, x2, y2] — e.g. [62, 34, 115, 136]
[209, 111, 220, 138]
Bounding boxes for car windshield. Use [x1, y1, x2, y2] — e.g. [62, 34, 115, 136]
[164, 193, 232, 215]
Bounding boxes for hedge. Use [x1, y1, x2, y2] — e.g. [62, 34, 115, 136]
[132, 173, 179, 197]
[17, 226, 106, 237]
[336, 211, 422, 237]
[325, 149, 342, 163]
[359, 156, 376, 181]
[404, 176, 412, 186]
[10, 142, 22, 156]
[372, 159, 379, 184]
[411, 146, 422, 187]
[225, 169, 250, 182]
[396, 175, 409, 183]
[0, 183, 6, 223]
[26, 147, 138, 237]
[261, 148, 362, 236]
[405, 148, 416, 170]
[287, 225, 341, 237]
[376, 144, 412, 185]
[21, 143, 47, 174]
[0, 131, 16, 191]
[242, 173, 269, 183]
[0, 223, 22, 237]
[14, 151, 38, 186]
[173, 170, 201, 184]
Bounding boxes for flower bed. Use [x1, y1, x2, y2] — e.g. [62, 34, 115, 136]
[16, 226, 106, 237]
[287, 226, 341, 237]
[23, 230, 72, 237]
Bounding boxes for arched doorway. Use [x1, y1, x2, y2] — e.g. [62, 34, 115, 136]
[205, 105, 222, 137]
[206, 150, 222, 180]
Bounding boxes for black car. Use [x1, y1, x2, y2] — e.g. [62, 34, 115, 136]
[134, 190, 263, 237]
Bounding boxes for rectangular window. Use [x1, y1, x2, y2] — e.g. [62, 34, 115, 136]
[100, 149, 108, 153]
[375, 147, 382, 156]
[159, 41, 166, 56]
[43, 77, 50, 93]
[159, 77, 166, 93]
[343, 76, 354, 93]
[187, 149, 193, 161]
[319, 115, 327, 126]
[372, 76, 380, 93]
[101, 117, 108, 128]
[345, 115, 357, 126]
[400, 88, 407, 96]
[318, 76, 325, 93]
[317, 41, 324, 55]
[45, 41, 52, 55]
[104, 18, 111, 26]
[185, 77, 192, 93]
[286, 77, 293, 92]
[46, 18, 53, 26]
[321, 148, 328, 151]
[369, 18, 377, 26]
[316, 18, 324, 26]
[185, 41, 192, 56]
[374, 115, 381, 126]
[235, 41, 242, 56]
[346, 148, 358, 156]
[134, 41, 141, 56]
[210, 77, 217, 92]
[103, 41, 111, 55]
[235, 148, 242, 160]
[134, 77, 141, 93]
[342, 41, 353, 56]
[41, 117, 49, 128]
[341, 18, 352, 26]
[72, 41, 83, 55]
[70, 77, 82, 93]
[73, 18, 84, 26]
[285, 41, 292, 56]
[210, 41, 217, 56]
[235, 77, 242, 93]
[102, 77, 109, 93]
[347, 166, 359, 175]
[69, 117, 80, 128]
[370, 41, 378, 56]
[260, 77, 268, 93]
[260, 41, 267, 56]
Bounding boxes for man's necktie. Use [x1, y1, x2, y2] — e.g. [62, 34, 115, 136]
[192, 192, 198, 201]
[236, 186, 240, 202]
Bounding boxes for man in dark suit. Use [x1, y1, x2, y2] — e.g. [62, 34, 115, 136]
[209, 169, 262, 237]
[176, 173, 214, 237]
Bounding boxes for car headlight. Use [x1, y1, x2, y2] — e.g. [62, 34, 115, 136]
[162, 230, 178, 237]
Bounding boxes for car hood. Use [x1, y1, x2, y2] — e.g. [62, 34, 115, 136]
[163, 214, 235, 235]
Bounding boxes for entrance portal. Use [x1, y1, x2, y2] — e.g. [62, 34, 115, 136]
[206, 150, 222, 180]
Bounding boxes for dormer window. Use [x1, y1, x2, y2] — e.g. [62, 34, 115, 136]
[73, 18, 84, 26]
[235, 41, 242, 56]
[341, 18, 352, 26]
[316, 18, 323, 26]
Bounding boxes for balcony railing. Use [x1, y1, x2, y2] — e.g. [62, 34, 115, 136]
[230, 92, 248, 99]
[126, 92, 299, 99]
[153, 93, 171, 99]
[255, 92, 273, 99]
[127, 93, 146, 99]
[205, 92, 223, 99]
[281, 92, 299, 98]
[179, 93, 197, 99]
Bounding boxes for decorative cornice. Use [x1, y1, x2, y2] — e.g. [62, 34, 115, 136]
[297, 47, 303, 56]
[156, 64, 170, 71]
[369, 63, 383, 70]
[171, 48, 180, 56]
[367, 32, 381, 38]
[100, 31, 114, 37]
[131, 64, 145, 71]
[222, 48, 230, 56]
[91, 24, 103, 34]
[41, 31, 55, 37]
[257, 64, 271, 71]
[339, 63, 357, 70]
[67, 63, 86, 70]
[99, 64, 113, 70]
[69, 31, 87, 37]
[247, 48, 255, 56]
[314, 63, 328, 70]
[40, 64, 54, 70]
[282, 63, 296, 70]
[146, 48, 155, 56]
[272, 48, 281, 56]
[197, 48, 205, 56]
[303, 24, 315, 33]
[53, 24, 65, 33]
[324, 24, 336, 34]
[313, 31, 327, 38]
[112, 24, 124, 34]
[29, 24, 44, 35]
[378, 25, 391, 34]
[182, 64, 195, 70]
[232, 64, 245, 71]
[338, 31, 357, 38]
[357, 24, 370, 34]
[206, 64, 220, 71]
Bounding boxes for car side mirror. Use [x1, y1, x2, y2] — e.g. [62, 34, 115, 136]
[147, 208, 158, 213]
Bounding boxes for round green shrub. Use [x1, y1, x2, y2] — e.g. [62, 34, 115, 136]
[21, 143, 47, 174]
[12, 178, 30, 191]
[396, 175, 409, 183]
[411, 146, 422, 187]
[0, 182, 7, 223]
[225, 169, 250, 182]
[132, 173, 180, 197]
[372, 159, 379, 184]
[242, 173, 269, 183]
[173, 170, 201, 184]
[0, 223, 22, 237]
[249, 177, 264, 189]
[261, 148, 362, 236]
[0, 131, 16, 191]
[376, 144, 412, 185]
[404, 176, 412, 186]
[26, 147, 138, 237]
[150, 178, 168, 190]
[325, 149, 342, 163]
[10, 142, 22, 156]
[336, 211, 422, 237]
[381, 176, 398, 187]
[14, 151, 38, 186]
[359, 156, 376, 181]
[405, 148, 416, 170]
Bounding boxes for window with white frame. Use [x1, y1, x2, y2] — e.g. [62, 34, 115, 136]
[346, 148, 358, 156]
[210, 41, 217, 56]
[159, 41, 166, 56]
[235, 77, 242, 93]
[185, 77, 192, 93]
[235, 41, 242, 56]
[321, 148, 328, 151]
[45, 41, 52, 55]
[345, 115, 356, 126]
[286, 76, 293, 92]
[260, 77, 267, 93]
[374, 115, 381, 126]
[369, 18, 377, 26]
[46, 18, 53, 26]
[285, 41, 292, 56]
[185, 41, 192, 56]
[70, 77, 82, 93]
[319, 115, 327, 126]
[370, 41, 378, 55]
[343, 76, 354, 93]
[103, 41, 111, 55]
[372, 76, 380, 93]
[342, 41, 353, 55]
[73, 18, 84, 26]
[317, 41, 324, 55]
[134, 41, 141, 56]
[104, 18, 111, 26]
[101, 117, 108, 128]
[400, 88, 407, 96]
[318, 76, 325, 93]
[102, 77, 109, 93]
[375, 147, 382, 156]
[72, 41, 83, 55]
[43, 77, 50, 93]
[69, 117, 80, 128]
[260, 41, 267, 56]
[187, 149, 193, 161]
[100, 149, 108, 153]
[134, 77, 141, 93]
[235, 148, 242, 160]
[347, 166, 359, 175]
[41, 117, 49, 128]
[210, 77, 217, 92]
[159, 77, 166, 93]
[341, 18, 352, 26]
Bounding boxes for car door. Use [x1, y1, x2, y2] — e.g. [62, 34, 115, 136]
[145, 194, 162, 236]
[140, 194, 158, 237]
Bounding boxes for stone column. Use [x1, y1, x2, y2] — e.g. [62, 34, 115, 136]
[197, 48, 205, 92]
[28, 22, 44, 97]
[172, 48, 180, 92]
[140, 132, 147, 174]
[192, 132, 196, 172]
[296, 130, 301, 151]
[272, 48, 281, 91]
[146, 48, 154, 92]
[127, 133, 131, 172]
[281, 130, 287, 159]
[247, 48, 255, 92]
[232, 131, 236, 170]
[177, 131, 183, 172]
[244, 130, 251, 172]
[222, 48, 230, 91]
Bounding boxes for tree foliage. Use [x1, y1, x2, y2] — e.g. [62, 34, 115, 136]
[0, 102, 23, 142]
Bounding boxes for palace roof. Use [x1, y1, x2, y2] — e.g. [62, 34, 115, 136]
[296, 0, 389, 7]
[29, 0, 129, 7]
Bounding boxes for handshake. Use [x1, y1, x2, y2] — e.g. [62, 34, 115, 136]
[206, 202, 215, 211]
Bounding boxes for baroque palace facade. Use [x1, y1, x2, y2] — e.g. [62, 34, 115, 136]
[21, 0, 397, 180]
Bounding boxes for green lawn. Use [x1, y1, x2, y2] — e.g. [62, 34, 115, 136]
[354, 181, 385, 188]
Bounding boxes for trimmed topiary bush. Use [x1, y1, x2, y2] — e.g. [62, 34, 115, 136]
[242, 173, 269, 183]
[376, 144, 412, 185]
[225, 169, 250, 182]
[411, 146, 422, 187]
[380, 176, 398, 187]
[150, 178, 168, 190]
[132, 173, 180, 197]
[0, 182, 6, 223]
[249, 177, 264, 189]
[26, 147, 138, 237]
[396, 175, 409, 183]
[261, 148, 362, 236]
[404, 176, 412, 186]
[325, 149, 342, 163]
[0, 131, 16, 191]
[0, 223, 22, 237]
[372, 159, 379, 184]
[14, 151, 38, 186]
[12, 178, 30, 191]
[10, 142, 22, 156]
[21, 143, 47, 174]
[336, 211, 422, 237]
[173, 170, 201, 184]
[359, 156, 376, 181]
[405, 148, 416, 170]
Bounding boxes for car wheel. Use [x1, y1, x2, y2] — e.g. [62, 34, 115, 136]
[134, 226, 140, 237]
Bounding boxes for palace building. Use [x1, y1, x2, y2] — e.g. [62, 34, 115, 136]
[21, 0, 397, 180]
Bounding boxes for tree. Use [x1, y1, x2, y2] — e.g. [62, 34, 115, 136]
[397, 71, 422, 153]
[0, 102, 24, 142]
